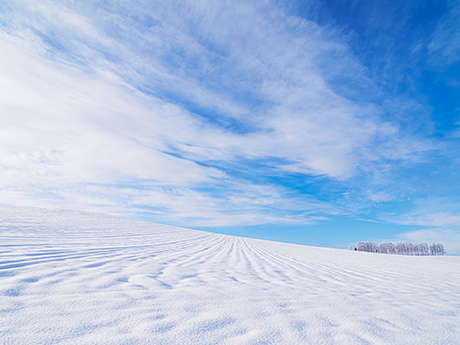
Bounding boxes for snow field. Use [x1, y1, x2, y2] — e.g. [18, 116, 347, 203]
[0, 207, 459, 344]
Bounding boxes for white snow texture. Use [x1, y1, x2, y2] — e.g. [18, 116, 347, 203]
[0, 207, 458, 344]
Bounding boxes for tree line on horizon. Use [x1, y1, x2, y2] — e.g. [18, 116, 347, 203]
[349, 241, 445, 255]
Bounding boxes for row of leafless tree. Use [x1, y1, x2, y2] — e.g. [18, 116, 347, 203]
[351, 241, 445, 255]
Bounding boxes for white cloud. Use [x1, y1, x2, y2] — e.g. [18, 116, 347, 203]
[428, 0, 460, 66]
[3, 0, 425, 176]
[397, 228, 460, 254]
[367, 191, 392, 203]
[388, 197, 460, 228]
[0, 35, 223, 184]
[397, 212, 460, 228]
[385, 198, 460, 254]
[1, 32, 338, 225]
[0, 1, 437, 226]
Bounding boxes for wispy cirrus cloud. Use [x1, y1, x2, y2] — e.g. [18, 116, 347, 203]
[0, 30, 341, 226]
[397, 228, 460, 254]
[0, 0, 446, 230]
[428, 0, 460, 66]
[397, 212, 460, 228]
[390, 197, 460, 228]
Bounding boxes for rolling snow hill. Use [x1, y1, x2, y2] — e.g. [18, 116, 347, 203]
[0, 207, 459, 344]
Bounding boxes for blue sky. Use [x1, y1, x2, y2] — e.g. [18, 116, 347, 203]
[1, 0, 459, 252]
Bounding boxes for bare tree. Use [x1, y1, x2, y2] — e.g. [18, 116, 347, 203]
[357, 242, 440, 256]
[356, 241, 379, 253]
[437, 243, 445, 255]
[429, 243, 445, 255]
[395, 242, 405, 255]
[406, 242, 414, 255]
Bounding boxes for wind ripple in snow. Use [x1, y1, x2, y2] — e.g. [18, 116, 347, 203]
[0, 207, 459, 344]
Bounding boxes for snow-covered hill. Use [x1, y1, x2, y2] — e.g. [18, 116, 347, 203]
[1, 207, 458, 344]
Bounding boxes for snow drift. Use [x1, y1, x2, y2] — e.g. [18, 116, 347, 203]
[0, 207, 458, 344]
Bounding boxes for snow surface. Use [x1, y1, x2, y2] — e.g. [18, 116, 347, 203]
[1, 207, 459, 344]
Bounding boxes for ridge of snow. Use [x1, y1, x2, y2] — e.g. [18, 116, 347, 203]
[1, 207, 459, 344]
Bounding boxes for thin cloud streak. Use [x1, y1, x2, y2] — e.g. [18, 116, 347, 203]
[0, 0, 446, 230]
[0, 32, 338, 226]
[397, 228, 460, 254]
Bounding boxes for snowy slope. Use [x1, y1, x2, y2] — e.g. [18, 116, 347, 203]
[0, 207, 458, 344]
